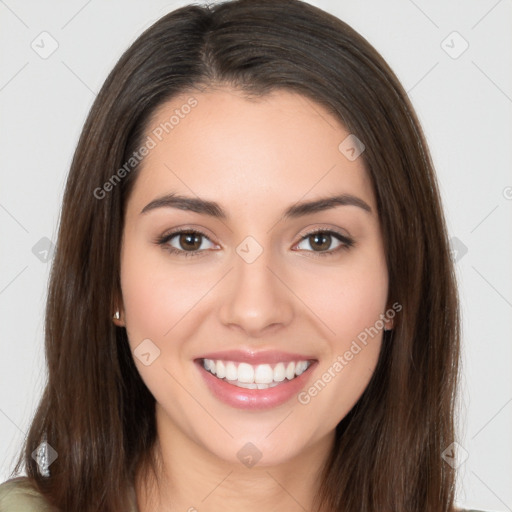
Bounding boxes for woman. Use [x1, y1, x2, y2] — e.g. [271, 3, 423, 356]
[0, 0, 477, 511]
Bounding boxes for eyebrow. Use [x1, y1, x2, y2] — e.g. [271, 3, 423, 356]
[140, 192, 372, 218]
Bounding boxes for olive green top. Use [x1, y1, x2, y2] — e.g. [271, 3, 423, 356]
[0, 476, 488, 511]
[0, 477, 139, 511]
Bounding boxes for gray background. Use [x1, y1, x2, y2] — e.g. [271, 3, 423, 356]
[0, 1, 511, 510]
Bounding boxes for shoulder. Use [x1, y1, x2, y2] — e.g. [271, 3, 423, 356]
[0, 477, 59, 511]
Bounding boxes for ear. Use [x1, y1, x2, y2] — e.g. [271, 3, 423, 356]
[384, 316, 394, 331]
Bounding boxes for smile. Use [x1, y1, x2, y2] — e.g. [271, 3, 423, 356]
[202, 358, 312, 389]
[195, 354, 318, 410]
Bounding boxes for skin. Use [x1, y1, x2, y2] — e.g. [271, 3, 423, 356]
[115, 86, 392, 512]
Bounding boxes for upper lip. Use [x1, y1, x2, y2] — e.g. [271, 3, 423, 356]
[196, 349, 317, 365]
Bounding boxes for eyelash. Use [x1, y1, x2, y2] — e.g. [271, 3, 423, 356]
[155, 227, 355, 258]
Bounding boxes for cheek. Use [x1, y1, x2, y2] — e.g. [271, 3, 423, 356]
[119, 244, 206, 398]
[120, 241, 211, 343]
[292, 248, 387, 407]
[295, 252, 388, 344]
[318, 252, 388, 402]
[300, 254, 388, 419]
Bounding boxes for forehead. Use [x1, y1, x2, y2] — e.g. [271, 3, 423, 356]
[129, 87, 375, 213]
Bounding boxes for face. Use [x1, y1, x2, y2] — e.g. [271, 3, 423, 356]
[118, 87, 391, 467]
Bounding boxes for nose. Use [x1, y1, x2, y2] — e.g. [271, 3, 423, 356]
[218, 248, 294, 337]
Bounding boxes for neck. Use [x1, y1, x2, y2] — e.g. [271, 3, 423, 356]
[134, 404, 335, 512]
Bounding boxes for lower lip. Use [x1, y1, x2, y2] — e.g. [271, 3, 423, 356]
[195, 360, 317, 410]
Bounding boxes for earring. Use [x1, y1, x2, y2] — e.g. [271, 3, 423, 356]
[113, 311, 120, 320]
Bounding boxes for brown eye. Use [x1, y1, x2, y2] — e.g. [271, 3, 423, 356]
[158, 229, 217, 256]
[178, 232, 203, 251]
[295, 229, 354, 255]
[308, 232, 332, 251]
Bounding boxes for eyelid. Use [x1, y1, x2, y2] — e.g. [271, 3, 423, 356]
[295, 224, 351, 240]
[293, 224, 353, 245]
[157, 225, 218, 245]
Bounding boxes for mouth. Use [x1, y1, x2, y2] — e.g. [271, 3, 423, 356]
[199, 358, 314, 389]
[194, 352, 318, 410]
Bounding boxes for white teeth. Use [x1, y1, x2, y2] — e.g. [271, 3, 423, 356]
[295, 361, 308, 376]
[285, 362, 295, 380]
[201, 358, 312, 387]
[237, 362, 254, 383]
[225, 361, 238, 381]
[254, 364, 274, 384]
[216, 360, 226, 379]
[204, 359, 214, 373]
[273, 362, 286, 382]
[235, 381, 258, 389]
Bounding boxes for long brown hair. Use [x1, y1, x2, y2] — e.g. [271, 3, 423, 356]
[11, 1, 460, 510]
